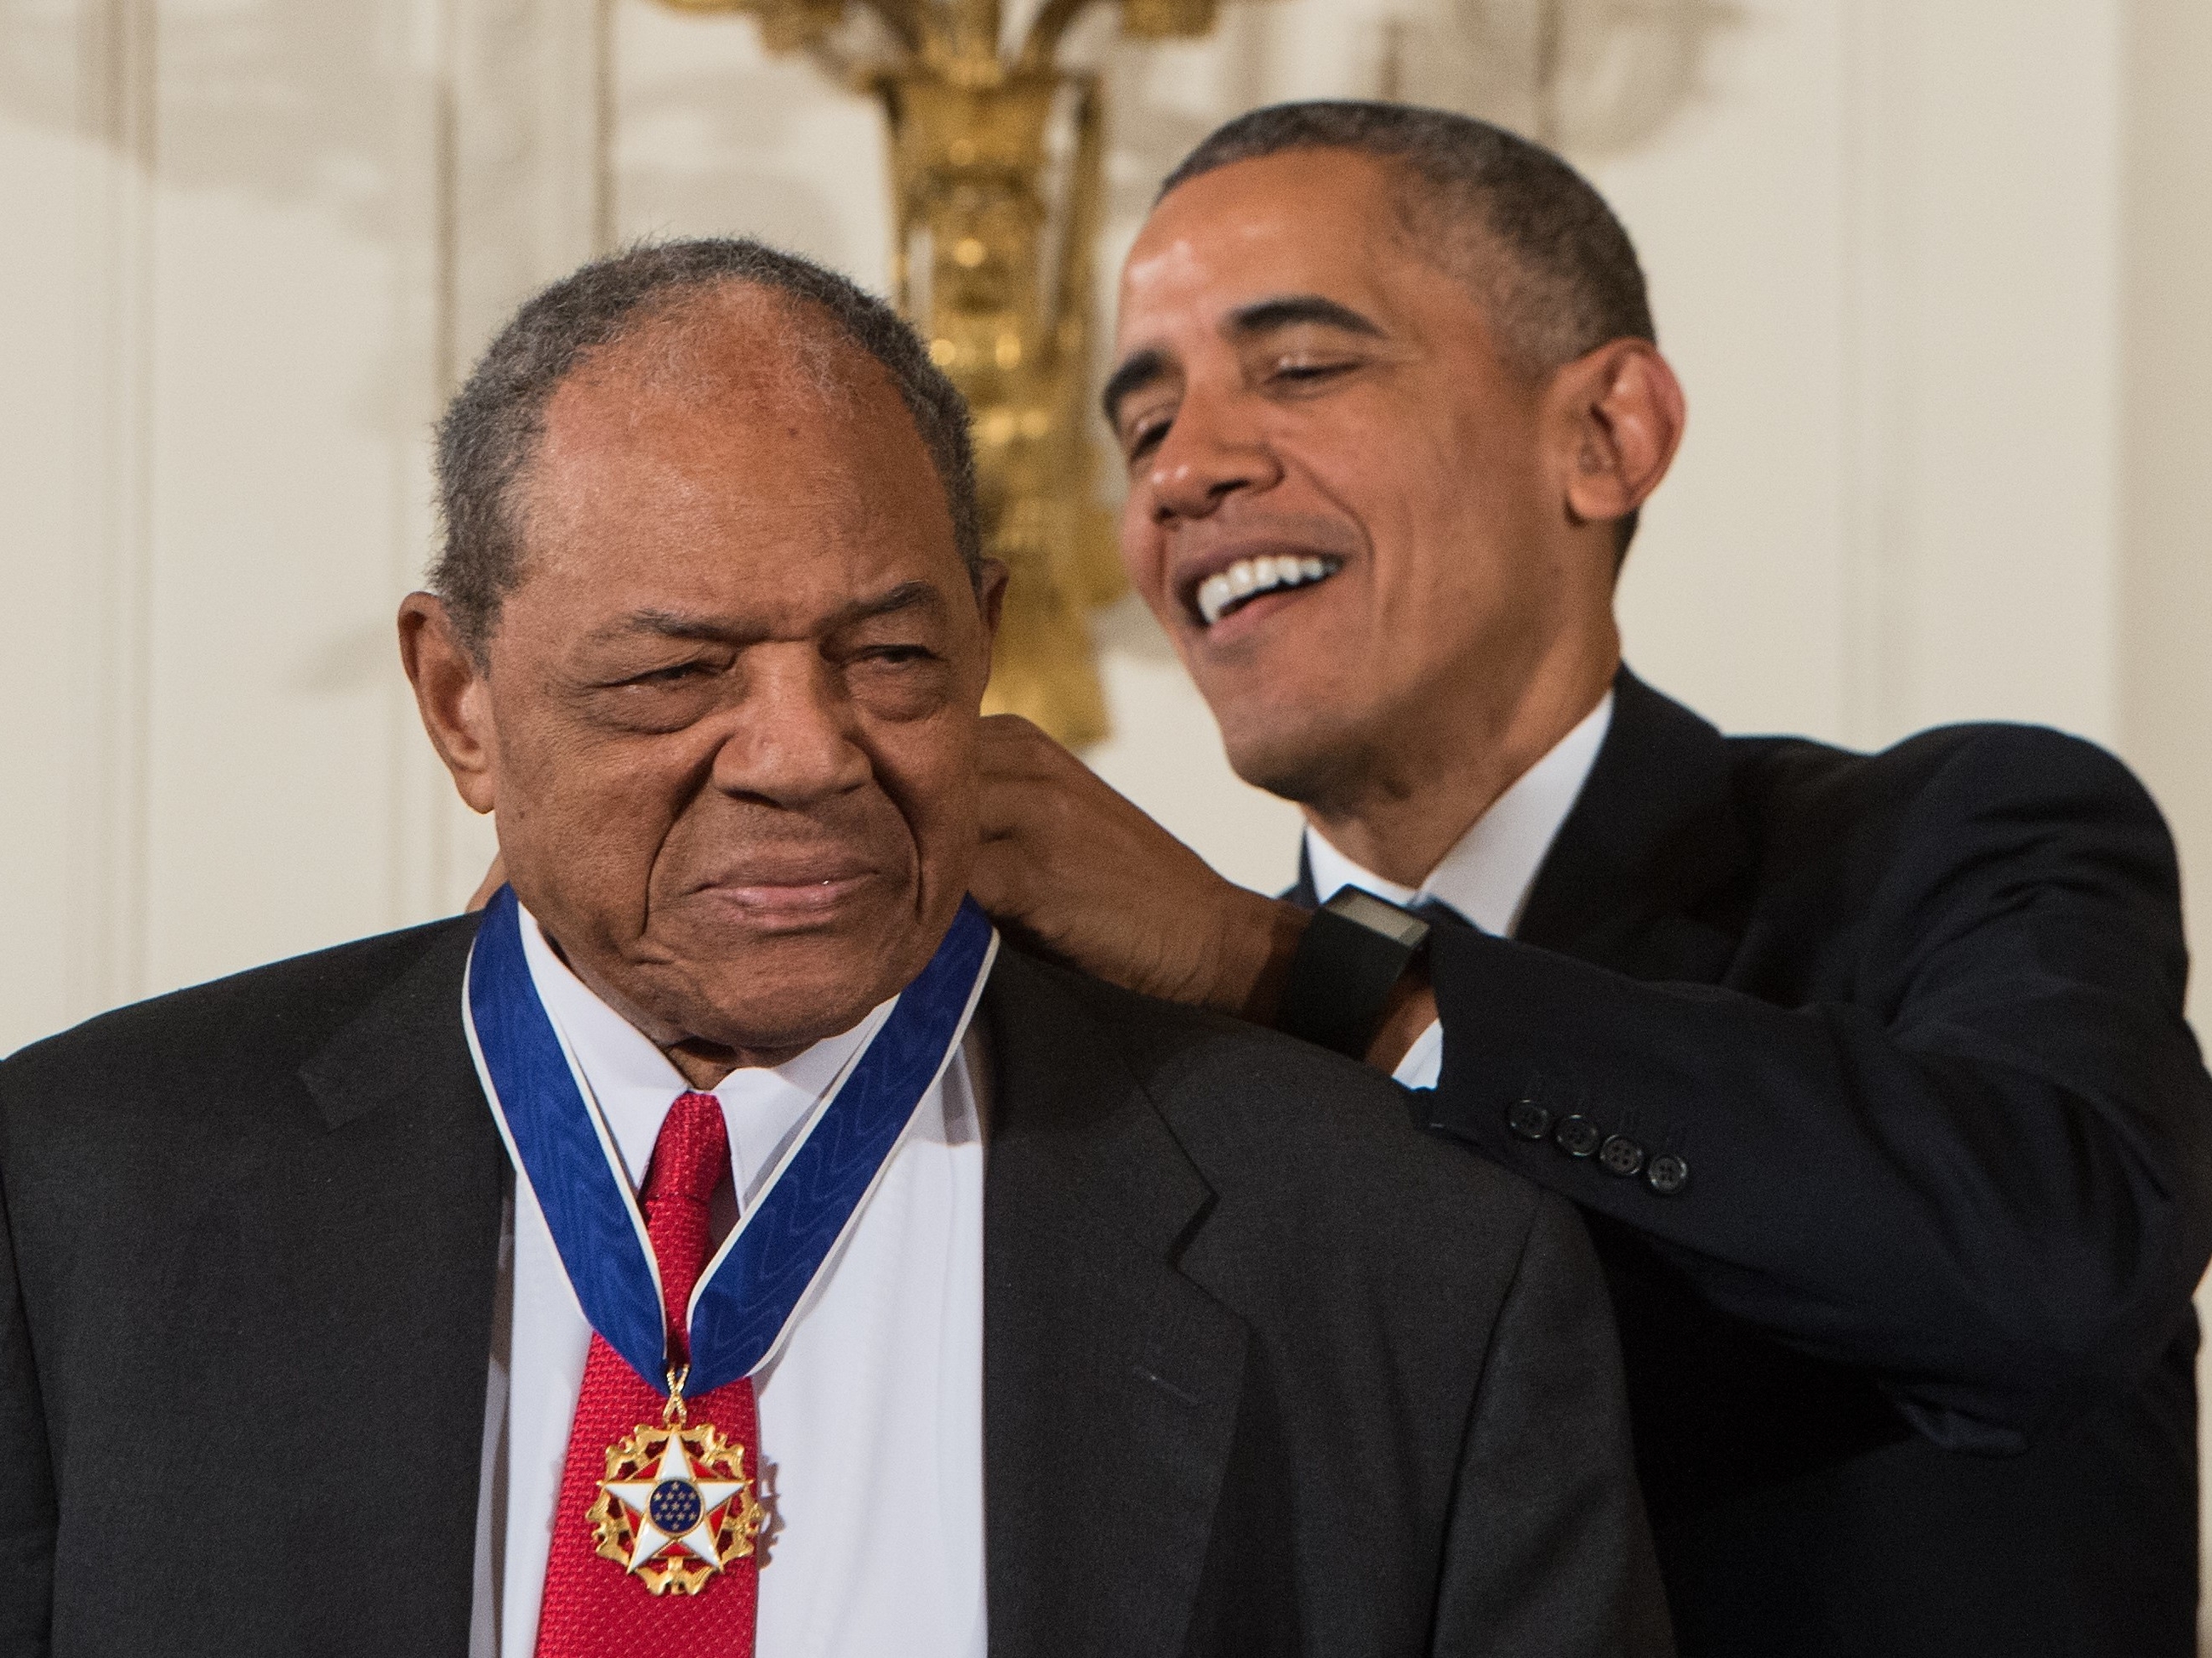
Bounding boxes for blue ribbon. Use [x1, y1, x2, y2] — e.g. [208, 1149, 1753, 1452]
[465, 885, 995, 1395]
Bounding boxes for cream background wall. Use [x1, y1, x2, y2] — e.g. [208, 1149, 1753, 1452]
[3, 0, 2210, 1629]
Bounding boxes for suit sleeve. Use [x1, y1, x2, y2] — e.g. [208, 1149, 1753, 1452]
[1422, 726, 2212, 1449]
[0, 1137, 55, 1655]
[1429, 1190, 1673, 1658]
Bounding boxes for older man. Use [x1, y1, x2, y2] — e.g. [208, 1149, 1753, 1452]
[975, 104, 2212, 1655]
[0, 240, 1666, 1657]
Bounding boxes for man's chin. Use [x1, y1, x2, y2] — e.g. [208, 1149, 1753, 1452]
[649, 913, 942, 1057]
[667, 963, 900, 1058]
[1218, 709, 1375, 811]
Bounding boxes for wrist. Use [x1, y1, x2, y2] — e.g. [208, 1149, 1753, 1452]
[1275, 889, 1435, 1062]
[1201, 892, 1310, 1025]
[1362, 964, 1437, 1073]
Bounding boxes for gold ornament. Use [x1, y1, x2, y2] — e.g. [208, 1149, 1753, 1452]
[587, 1386, 767, 1595]
[649, 0, 1237, 748]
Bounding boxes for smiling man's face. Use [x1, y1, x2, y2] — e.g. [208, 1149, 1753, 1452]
[413, 287, 996, 1067]
[1109, 148, 1600, 815]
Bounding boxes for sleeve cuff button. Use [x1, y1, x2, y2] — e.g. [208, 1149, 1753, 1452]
[1554, 1114, 1602, 1158]
[1506, 1099, 1554, 1141]
[1645, 1154, 1690, 1196]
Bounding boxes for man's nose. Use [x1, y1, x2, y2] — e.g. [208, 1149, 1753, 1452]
[1144, 385, 1283, 522]
[707, 647, 873, 808]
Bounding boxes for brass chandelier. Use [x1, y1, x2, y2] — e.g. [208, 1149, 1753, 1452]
[655, 0, 1229, 747]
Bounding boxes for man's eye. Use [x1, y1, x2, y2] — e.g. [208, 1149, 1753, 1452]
[858, 645, 936, 667]
[1271, 358, 1354, 386]
[623, 662, 713, 687]
[1124, 418, 1169, 464]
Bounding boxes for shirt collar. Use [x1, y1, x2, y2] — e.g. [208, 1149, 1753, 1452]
[516, 903, 884, 1203]
[1303, 690, 1613, 937]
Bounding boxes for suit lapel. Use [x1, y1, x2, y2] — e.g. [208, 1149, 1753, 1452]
[979, 954, 1251, 1658]
[290, 919, 505, 1643]
[1514, 667, 1749, 983]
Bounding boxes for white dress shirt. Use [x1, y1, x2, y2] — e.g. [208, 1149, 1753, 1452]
[468, 907, 989, 1658]
[1303, 691, 1613, 1090]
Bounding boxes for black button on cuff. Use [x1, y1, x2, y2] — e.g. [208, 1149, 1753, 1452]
[1554, 1114, 1601, 1158]
[1507, 1099, 1554, 1141]
[1598, 1136, 1645, 1177]
[1645, 1154, 1690, 1196]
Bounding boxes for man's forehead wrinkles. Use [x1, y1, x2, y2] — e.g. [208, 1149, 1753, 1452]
[592, 608, 757, 644]
[581, 580, 947, 645]
[843, 578, 945, 622]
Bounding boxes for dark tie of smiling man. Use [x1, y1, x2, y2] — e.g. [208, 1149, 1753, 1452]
[972, 101, 2212, 1658]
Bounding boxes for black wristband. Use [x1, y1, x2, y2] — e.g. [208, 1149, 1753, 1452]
[1277, 888, 1432, 1059]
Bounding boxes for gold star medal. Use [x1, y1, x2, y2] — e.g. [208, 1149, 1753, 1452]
[586, 1368, 767, 1595]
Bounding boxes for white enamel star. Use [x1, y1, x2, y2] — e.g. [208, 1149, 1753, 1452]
[600, 1432, 750, 1574]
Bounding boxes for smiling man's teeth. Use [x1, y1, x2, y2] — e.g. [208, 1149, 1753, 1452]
[1197, 555, 1342, 626]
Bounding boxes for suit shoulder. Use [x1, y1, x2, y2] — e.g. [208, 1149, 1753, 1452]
[987, 949, 1547, 1230]
[1730, 720, 2157, 825]
[1703, 721, 2184, 989]
[0, 915, 480, 1091]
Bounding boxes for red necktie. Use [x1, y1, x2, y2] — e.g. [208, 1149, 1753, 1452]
[534, 1091, 762, 1658]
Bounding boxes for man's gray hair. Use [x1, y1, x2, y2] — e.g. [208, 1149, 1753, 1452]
[431, 237, 981, 658]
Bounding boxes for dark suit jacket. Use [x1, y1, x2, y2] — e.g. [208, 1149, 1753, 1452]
[1306, 668, 2212, 1656]
[0, 920, 1669, 1656]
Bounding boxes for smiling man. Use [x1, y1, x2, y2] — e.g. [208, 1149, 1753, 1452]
[975, 104, 2212, 1655]
[0, 239, 1668, 1658]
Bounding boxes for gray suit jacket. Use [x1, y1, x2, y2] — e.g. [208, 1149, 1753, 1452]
[0, 915, 1668, 1655]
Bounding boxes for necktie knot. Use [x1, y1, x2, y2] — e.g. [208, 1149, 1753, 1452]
[1413, 896, 1475, 932]
[643, 1090, 730, 1212]
[641, 1091, 730, 1365]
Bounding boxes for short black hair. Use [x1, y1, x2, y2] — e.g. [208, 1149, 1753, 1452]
[431, 236, 980, 658]
[1161, 102, 1654, 558]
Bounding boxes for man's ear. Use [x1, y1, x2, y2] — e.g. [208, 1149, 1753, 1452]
[1554, 339, 1686, 533]
[973, 556, 1010, 660]
[397, 592, 499, 815]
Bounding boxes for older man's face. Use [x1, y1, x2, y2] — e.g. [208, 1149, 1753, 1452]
[1106, 150, 1574, 809]
[441, 292, 993, 1062]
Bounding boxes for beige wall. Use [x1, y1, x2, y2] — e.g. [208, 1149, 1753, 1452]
[9, 0, 2203, 1020]
[3, 0, 2210, 1627]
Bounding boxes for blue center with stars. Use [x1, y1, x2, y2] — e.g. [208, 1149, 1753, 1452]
[648, 1479, 704, 1533]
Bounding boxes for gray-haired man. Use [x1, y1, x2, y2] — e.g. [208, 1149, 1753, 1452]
[0, 237, 1668, 1657]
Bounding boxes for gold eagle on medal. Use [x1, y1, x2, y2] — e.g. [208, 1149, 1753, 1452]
[588, 1417, 767, 1595]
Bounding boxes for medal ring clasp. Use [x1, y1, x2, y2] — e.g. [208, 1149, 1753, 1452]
[664, 1363, 689, 1426]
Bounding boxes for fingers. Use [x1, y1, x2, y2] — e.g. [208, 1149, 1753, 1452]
[975, 715, 1115, 843]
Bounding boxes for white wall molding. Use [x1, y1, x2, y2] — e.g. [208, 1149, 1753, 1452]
[65, 0, 159, 1015]
[1837, 0, 1919, 751]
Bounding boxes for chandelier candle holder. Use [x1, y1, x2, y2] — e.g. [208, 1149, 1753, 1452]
[656, 0, 1227, 746]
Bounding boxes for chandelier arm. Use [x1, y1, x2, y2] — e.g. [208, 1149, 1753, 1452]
[947, 0, 1003, 62]
[1015, 0, 1100, 73]
[852, 0, 928, 55]
[1046, 72, 1104, 373]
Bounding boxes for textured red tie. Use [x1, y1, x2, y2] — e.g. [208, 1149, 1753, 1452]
[534, 1091, 761, 1658]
